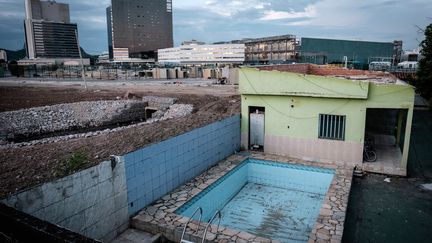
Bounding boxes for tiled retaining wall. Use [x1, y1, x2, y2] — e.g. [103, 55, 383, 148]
[1, 157, 128, 242]
[0, 115, 240, 242]
[124, 115, 241, 216]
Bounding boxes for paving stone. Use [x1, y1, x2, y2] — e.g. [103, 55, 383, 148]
[222, 228, 239, 237]
[146, 206, 157, 216]
[322, 204, 332, 209]
[236, 238, 248, 243]
[316, 232, 330, 240]
[320, 208, 333, 216]
[237, 231, 255, 241]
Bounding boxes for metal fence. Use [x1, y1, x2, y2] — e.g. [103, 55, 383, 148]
[4, 65, 155, 80]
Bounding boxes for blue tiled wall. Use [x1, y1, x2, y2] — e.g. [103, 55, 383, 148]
[178, 162, 248, 221]
[124, 115, 241, 216]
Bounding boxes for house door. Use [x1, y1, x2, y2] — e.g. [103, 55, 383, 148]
[249, 107, 265, 151]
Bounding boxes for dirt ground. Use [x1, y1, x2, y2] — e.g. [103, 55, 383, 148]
[0, 86, 123, 112]
[0, 84, 240, 198]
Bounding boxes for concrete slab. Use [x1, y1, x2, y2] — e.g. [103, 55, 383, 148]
[110, 228, 155, 243]
[363, 134, 405, 176]
[343, 175, 432, 243]
[344, 110, 432, 243]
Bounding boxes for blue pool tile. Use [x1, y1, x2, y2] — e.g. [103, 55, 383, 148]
[123, 152, 135, 165]
[151, 165, 159, 178]
[125, 163, 136, 178]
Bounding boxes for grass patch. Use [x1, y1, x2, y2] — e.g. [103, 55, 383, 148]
[55, 151, 90, 177]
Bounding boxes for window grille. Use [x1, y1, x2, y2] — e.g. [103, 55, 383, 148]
[318, 114, 346, 140]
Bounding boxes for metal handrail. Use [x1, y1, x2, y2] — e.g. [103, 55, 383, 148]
[181, 207, 203, 242]
[201, 211, 222, 243]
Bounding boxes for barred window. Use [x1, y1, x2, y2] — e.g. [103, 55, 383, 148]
[318, 114, 346, 140]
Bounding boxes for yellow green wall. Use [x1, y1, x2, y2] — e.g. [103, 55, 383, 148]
[240, 67, 415, 168]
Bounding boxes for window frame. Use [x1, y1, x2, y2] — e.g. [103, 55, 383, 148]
[318, 114, 346, 141]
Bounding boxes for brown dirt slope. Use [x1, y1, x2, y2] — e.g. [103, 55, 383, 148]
[0, 86, 240, 198]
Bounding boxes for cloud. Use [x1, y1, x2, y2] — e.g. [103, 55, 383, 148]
[285, 20, 312, 26]
[0, 0, 431, 53]
[260, 5, 316, 20]
[176, 0, 271, 18]
[203, 0, 270, 17]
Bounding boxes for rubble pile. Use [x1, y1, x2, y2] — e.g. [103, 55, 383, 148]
[0, 100, 147, 144]
[142, 96, 177, 109]
[1, 100, 194, 148]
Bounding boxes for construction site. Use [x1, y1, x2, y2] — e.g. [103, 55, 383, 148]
[0, 80, 239, 196]
[0, 64, 431, 243]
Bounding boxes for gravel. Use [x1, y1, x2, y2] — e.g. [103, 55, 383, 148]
[142, 96, 177, 109]
[163, 104, 194, 119]
[1, 103, 194, 148]
[0, 100, 148, 144]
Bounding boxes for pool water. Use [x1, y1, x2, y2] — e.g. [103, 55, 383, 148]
[175, 159, 335, 243]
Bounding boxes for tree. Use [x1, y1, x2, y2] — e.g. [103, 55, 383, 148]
[416, 23, 432, 98]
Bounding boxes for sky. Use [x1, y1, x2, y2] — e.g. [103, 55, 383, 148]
[0, 0, 431, 54]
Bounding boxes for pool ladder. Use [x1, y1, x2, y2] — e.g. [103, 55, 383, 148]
[180, 207, 222, 243]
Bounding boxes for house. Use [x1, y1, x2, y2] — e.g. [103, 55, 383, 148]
[239, 64, 415, 176]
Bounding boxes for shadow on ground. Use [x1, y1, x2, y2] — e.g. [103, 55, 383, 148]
[343, 110, 432, 243]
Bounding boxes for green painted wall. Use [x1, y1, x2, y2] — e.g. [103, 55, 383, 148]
[241, 95, 366, 143]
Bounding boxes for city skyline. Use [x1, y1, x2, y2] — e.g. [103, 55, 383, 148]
[0, 0, 431, 54]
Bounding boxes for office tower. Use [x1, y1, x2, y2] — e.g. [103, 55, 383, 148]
[24, 0, 80, 59]
[107, 0, 173, 60]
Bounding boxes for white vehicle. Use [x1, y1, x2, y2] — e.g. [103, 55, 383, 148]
[397, 61, 418, 69]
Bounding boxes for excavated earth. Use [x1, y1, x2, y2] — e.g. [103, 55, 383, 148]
[0, 86, 240, 198]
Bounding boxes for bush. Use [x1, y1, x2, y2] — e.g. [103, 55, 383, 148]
[55, 151, 90, 177]
[416, 23, 432, 98]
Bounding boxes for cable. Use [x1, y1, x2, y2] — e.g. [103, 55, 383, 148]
[298, 74, 366, 97]
[240, 68, 352, 120]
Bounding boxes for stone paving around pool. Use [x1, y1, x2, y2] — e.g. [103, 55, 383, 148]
[131, 152, 353, 243]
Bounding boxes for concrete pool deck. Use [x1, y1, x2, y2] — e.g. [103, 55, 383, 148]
[131, 152, 353, 243]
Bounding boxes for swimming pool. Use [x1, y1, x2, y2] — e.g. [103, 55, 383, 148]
[175, 158, 335, 242]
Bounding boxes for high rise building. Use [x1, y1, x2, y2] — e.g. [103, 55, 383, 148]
[107, 0, 173, 60]
[24, 0, 80, 59]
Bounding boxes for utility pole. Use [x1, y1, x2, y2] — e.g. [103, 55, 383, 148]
[75, 30, 87, 90]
